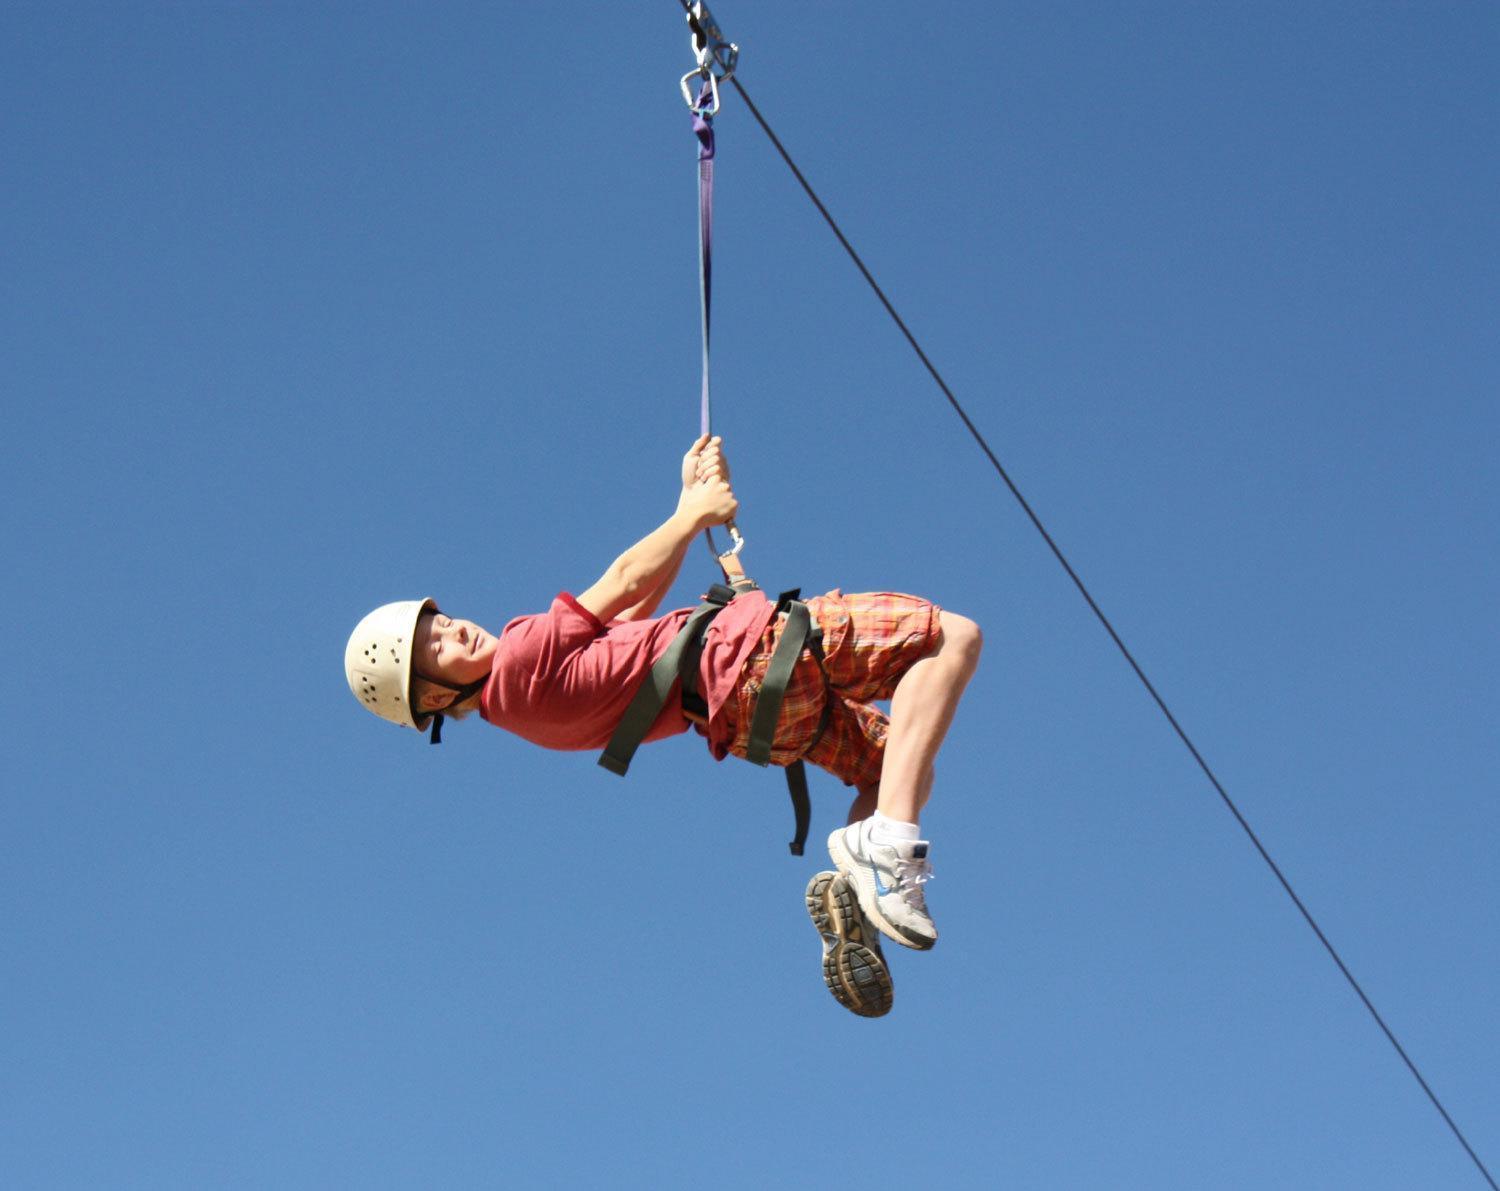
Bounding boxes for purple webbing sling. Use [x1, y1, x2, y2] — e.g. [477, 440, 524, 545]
[693, 81, 715, 441]
[691, 78, 743, 563]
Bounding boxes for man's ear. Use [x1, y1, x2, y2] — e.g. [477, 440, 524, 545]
[412, 681, 452, 713]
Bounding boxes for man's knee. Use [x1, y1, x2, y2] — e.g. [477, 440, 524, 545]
[940, 611, 983, 668]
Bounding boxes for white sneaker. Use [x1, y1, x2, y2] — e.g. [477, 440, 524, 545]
[805, 870, 894, 1018]
[827, 819, 938, 950]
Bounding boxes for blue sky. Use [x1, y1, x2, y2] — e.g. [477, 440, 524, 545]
[4, 3, 1497, 1188]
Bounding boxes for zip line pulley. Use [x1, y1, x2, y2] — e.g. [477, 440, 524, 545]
[681, 1, 738, 115]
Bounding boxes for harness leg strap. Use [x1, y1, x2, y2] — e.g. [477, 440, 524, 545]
[785, 761, 812, 856]
[744, 598, 812, 767]
[743, 592, 829, 857]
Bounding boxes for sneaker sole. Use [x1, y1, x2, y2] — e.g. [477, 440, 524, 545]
[805, 871, 893, 1018]
[827, 829, 937, 951]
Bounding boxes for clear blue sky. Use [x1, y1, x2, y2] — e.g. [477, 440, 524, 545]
[4, 3, 1497, 1188]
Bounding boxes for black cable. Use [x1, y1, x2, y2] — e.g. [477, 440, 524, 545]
[670, 5, 1498, 1186]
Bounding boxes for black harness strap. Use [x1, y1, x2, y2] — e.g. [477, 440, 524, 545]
[598, 584, 829, 857]
[782, 759, 813, 857]
[598, 584, 737, 777]
[745, 597, 811, 765]
[743, 589, 829, 856]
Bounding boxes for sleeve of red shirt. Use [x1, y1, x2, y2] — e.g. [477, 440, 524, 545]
[555, 592, 604, 632]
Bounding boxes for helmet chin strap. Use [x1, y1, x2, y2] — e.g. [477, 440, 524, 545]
[413, 671, 487, 744]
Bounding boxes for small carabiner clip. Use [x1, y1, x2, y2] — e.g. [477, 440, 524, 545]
[706, 521, 745, 565]
[680, 66, 720, 116]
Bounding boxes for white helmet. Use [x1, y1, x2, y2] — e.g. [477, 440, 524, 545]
[344, 598, 436, 730]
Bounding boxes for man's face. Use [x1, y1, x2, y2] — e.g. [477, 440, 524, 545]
[411, 610, 496, 687]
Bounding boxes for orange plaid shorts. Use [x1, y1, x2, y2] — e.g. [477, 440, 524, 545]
[719, 591, 943, 789]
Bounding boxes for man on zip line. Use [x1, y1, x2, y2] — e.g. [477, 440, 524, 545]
[344, 435, 982, 1017]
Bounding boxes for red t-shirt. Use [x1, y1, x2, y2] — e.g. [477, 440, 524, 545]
[480, 590, 776, 752]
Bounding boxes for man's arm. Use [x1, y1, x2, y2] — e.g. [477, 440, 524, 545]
[579, 512, 699, 624]
[614, 535, 692, 622]
[577, 438, 736, 624]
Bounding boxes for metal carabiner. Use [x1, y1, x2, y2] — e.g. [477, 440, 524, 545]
[680, 1, 737, 113]
[680, 66, 720, 116]
[688, 1, 738, 79]
[705, 520, 745, 563]
[713, 523, 751, 590]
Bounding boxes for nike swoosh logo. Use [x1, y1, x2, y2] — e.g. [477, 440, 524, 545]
[871, 862, 892, 897]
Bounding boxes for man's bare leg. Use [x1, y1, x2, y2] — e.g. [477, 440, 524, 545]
[848, 784, 879, 824]
[851, 611, 982, 826]
[830, 610, 981, 949]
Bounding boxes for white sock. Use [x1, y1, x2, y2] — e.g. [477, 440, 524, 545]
[869, 810, 921, 844]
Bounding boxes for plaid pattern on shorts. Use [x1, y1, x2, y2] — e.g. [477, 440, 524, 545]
[720, 591, 942, 789]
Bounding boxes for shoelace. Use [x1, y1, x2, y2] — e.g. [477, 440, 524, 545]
[892, 856, 934, 911]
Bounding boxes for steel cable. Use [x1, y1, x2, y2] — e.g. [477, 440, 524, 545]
[669, 4, 1498, 1185]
